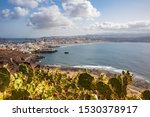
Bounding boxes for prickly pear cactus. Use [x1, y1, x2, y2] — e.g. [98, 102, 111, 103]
[141, 90, 150, 100]
[122, 71, 133, 97]
[109, 78, 123, 99]
[0, 68, 10, 92]
[10, 89, 30, 100]
[96, 81, 112, 99]
[78, 73, 94, 90]
[19, 64, 29, 74]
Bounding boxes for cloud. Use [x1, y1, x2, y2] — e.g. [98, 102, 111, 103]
[128, 21, 150, 29]
[1, 7, 28, 19]
[1, 9, 10, 18]
[28, 5, 73, 29]
[12, 7, 29, 18]
[62, 0, 100, 18]
[9, 0, 42, 8]
[88, 21, 150, 31]
[89, 22, 128, 30]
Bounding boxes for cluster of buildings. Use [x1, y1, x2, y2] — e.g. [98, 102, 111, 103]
[0, 42, 42, 53]
[0, 36, 100, 53]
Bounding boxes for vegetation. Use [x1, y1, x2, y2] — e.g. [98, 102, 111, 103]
[141, 90, 150, 100]
[0, 64, 149, 100]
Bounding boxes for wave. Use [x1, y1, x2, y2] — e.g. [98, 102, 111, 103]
[73, 65, 150, 82]
[133, 74, 150, 83]
[43, 64, 149, 83]
[45, 64, 61, 67]
[73, 65, 123, 73]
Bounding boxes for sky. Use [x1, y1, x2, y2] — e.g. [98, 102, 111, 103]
[0, 0, 150, 38]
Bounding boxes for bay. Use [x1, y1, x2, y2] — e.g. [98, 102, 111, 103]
[40, 42, 150, 81]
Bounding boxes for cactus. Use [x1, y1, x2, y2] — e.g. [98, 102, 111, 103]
[10, 89, 30, 100]
[108, 71, 133, 99]
[0, 63, 145, 100]
[18, 64, 29, 74]
[122, 71, 133, 96]
[27, 67, 34, 83]
[141, 90, 150, 100]
[0, 68, 10, 92]
[109, 78, 123, 99]
[78, 73, 94, 90]
[97, 73, 108, 83]
[96, 81, 112, 99]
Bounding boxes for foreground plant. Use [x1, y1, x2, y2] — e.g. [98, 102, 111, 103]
[0, 64, 149, 100]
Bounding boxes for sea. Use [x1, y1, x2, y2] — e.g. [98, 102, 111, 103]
[39, 42, 150, 81]
[0, 38, 35, 43]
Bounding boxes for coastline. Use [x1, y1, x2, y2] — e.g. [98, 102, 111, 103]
[43, 42, 150, 90]
[39, 42, 150, 83]
[0, 41, 150, 92]
[43, 65, 150, 90]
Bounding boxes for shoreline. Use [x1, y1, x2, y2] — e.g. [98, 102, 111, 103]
[38, 42, 150, 87]
[0, 41, 150, 91]
[41, 64, 150, 90]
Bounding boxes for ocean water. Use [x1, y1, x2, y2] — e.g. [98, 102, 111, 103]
[0, 38, 35, 43]
[40, 42, 150, 81]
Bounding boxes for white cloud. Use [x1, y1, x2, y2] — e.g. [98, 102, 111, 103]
[28, 5, 73, 29]
[9, 0, 42, 8]
[88, 21, 150, 31]
[12, 7, 29, 18]
[1, 7, 28, 19]
[62, 0, 100, 18]
[1, 9, 10, 18]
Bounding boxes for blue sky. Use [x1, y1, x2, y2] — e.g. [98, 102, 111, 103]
[0, 0, 150, 38]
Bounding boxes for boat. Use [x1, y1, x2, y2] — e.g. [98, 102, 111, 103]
[64, 52, 69, 54]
